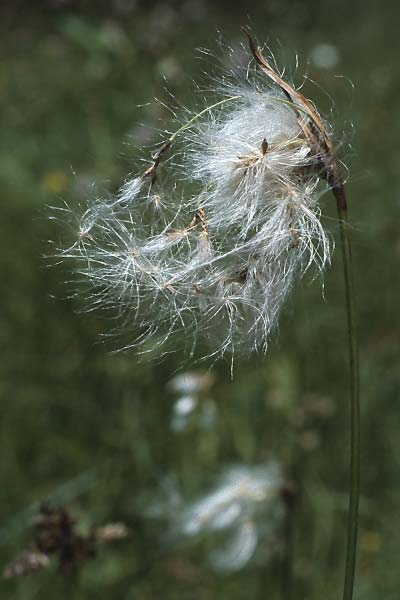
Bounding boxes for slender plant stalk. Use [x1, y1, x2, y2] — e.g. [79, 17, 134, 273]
[240, 28, 361, 599]
[281, 502, 294, 600]
[337, 204, 360, 600]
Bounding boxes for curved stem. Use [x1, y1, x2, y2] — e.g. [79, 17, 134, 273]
[337, 205, 360, 600]
[169, 95, 307, 143]
[145, 94, 310, 181]
[169, 96, 240, 142]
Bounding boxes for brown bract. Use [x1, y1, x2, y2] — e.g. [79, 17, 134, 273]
[242, 27, 347, 211]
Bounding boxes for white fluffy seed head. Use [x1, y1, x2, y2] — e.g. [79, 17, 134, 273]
[55, 46, 336, 361]
[142, 462, 285, 572]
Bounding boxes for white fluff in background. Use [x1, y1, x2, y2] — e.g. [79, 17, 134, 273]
[55, 65, 332, 360]
[140, 463, 285, 573]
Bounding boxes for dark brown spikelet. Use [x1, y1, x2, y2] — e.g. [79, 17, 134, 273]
[34, 504, 95, 574]
[3, 504, 129, 579]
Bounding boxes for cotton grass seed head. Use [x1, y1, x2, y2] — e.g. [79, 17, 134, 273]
[54, 30, 345, 361]
[142, 462, 285, 573]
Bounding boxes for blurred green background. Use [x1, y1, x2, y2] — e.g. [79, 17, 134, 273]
[0, 0, 399, 598]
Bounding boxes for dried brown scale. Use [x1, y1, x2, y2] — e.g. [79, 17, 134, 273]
[143, 138, 172, 182]
[196, 208, 208, 237]
[188, 208, 207, 232]
[167, 208, 208, 240]
[261, 137, 269, 155]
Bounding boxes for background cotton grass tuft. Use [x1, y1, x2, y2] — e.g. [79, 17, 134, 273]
[54, 35, 336, 359]
[167, 371, 217, 432]
[141, 463, 286, 573]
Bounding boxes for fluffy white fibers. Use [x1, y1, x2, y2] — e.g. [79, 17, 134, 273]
[56, 55, 334, 360]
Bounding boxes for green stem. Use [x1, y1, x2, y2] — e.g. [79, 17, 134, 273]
[169, 96, 240, 142]
[337, 205, 360, 600]
[168, 95, 309, 143]
[282, 503, 294, 600]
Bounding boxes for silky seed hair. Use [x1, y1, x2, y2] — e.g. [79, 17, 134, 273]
[54, 33, 339, 361]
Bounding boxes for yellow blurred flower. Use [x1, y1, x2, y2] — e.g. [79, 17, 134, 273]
[359, 531, 383, 553]
[41, 170, 68, 194]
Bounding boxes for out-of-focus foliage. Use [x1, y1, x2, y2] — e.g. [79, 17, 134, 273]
[0, 0, 399, 598]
